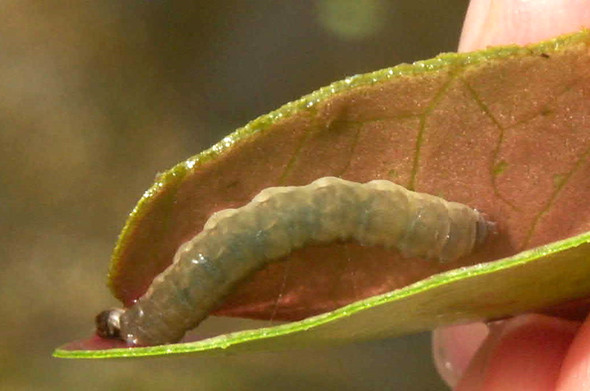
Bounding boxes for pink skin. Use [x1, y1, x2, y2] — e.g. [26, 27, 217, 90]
[452, 315, 580, 391]
[433, 1, 590, 389]
[459, 0, 590, 51]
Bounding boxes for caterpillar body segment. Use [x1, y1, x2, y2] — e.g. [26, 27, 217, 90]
[96, 177, 492, 346]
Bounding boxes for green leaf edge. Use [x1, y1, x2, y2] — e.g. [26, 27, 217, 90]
[108, 29, 590, 294]
[54, 228, 590, 359]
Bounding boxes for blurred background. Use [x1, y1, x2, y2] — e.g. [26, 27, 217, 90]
[1, 1, 469, 389]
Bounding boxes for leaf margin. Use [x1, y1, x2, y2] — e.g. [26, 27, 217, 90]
[56, 228, 590, 359]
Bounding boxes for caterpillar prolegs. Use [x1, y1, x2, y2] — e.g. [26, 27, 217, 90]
[96, 177, 493, 346]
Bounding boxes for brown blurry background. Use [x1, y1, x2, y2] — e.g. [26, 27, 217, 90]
[0, 1, 469, 390]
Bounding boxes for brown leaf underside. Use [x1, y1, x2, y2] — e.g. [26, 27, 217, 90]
[111, 36, 590, 322]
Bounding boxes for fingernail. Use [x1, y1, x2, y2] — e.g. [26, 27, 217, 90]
[432, 322, 489, 387]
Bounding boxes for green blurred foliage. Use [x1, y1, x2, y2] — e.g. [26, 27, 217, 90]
[0, 1, 467, 389]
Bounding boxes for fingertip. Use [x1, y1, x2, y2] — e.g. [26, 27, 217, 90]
[556, 314, 590, 390]
[459, 0, 590, 52]
[456, 314, 580, 391]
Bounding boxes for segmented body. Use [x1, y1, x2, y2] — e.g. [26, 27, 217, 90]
[96, 177, 491, 346]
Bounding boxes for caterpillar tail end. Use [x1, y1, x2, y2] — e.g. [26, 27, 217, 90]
[95, 308, 125, 340]
[475, 213, 497, 248]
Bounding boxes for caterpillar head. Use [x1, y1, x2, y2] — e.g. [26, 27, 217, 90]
[95, 308, 124, 339]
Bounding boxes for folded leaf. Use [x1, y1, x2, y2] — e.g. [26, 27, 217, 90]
[55, 30, 590, 359]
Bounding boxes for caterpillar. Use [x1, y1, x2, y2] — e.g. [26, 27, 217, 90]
[96, 177, 493, 346]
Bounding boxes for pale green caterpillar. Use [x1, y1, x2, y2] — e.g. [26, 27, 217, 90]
[96, 177, 493, 346]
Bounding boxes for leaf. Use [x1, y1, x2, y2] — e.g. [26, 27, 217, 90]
[56, 232, 590, 358]
[55, 30, 590, 358]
